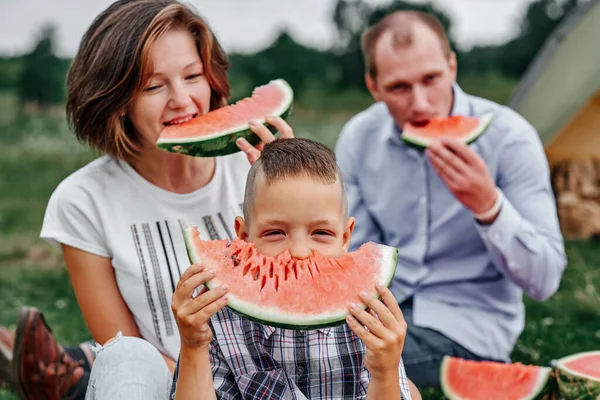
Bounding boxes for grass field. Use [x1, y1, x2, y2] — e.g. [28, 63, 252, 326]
[0, 90, 599, 399]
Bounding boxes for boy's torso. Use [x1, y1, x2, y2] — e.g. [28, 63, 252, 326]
[210, 308, 371, 399]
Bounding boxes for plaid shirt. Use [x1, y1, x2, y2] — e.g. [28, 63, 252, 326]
[170, 308, 412, 399]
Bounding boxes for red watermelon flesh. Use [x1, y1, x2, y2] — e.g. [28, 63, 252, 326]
[562, 353, 600, 380]
[182, 225, 398, 329]
[155, 79, 293, 157]
[555, 351, 600, 399]
[159, 80, 290, 140]
[402, 112, 493, 149]
[441, 356, 555, 400]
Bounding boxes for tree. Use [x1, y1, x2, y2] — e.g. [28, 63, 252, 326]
[228, 30, 336, 99]
[18, 23, 68, 109]
[499, 0, 582, 78]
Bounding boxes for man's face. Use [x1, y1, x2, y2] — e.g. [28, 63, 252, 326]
[366, 23, 457, 128]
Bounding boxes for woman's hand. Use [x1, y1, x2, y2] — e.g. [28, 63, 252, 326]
[171, 263, 229, 350]
[236, 115, 295, 164]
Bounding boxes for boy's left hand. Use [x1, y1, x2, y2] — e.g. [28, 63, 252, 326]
[346, 284, 407, 380]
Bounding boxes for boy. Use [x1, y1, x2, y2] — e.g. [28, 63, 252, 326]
[170, 138, 418, 399]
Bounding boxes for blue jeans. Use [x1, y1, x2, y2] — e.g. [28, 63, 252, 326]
[85, 333, 172, 400]
[400, 300, 497, 388]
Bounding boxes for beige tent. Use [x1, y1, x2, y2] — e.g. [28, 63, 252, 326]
[509, 0, 600, 239]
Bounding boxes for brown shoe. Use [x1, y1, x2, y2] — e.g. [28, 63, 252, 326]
[0, 325, 15, 386]
[12, 307, 84, 400]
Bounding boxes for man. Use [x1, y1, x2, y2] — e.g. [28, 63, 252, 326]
[334, 10, 567, 388]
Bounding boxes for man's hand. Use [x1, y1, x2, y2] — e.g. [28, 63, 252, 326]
[426, 138, 499, 219]
[346, 284, 407, 382]
[236, 116, 294, 165]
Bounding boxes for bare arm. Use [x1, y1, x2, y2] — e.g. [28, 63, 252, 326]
[61, 244, 177, 373]
[173, 347, 216, 400]
[171, 263, 230, 399]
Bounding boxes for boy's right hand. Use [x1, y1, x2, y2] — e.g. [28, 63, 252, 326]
[172, 263, 229, 350]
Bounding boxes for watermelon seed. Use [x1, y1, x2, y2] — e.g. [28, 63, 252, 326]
[242, 263, 252, 276]
[269, 262, 274, 278]
[274, 275, 279, 292]
[260, 275, 267, 291]
[253, 268, 260, 280]
[284, 265, 289, 281]
[292, 263, 298, 280]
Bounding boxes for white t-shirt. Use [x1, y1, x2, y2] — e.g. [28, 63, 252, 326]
[40, 152, 250, 360]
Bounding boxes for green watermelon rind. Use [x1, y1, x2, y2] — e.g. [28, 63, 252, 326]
[401, 111, 494, 150]
[156, 79, 294, 157]
[555, 351, 600, 400]
[439, 356, 556, 400]
[182, 225, 399, 330]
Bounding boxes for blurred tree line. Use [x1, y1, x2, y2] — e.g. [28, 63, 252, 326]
[0, 0, 588, 110]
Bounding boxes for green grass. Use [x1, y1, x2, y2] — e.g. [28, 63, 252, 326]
[0, 91, 599, 399]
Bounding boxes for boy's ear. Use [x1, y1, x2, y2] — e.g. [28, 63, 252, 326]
[342, 217, 355, 252]
[235, 216, 249, 241]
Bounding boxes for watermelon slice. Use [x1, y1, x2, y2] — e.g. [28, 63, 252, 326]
[555, 351, 600, 399]
[182, 225, 398, 330]
[440, 356, 557, 400]
[156, 79, 293, 157]
[401, 112, 493, 149]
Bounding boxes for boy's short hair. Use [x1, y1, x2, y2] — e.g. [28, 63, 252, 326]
[243, 138, 347, 224]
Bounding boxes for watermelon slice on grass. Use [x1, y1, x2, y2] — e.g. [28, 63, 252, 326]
[440, 356, 557, 400]
[156, 79, 294, 157]
[554, 350, 600, 399]
[402, 112, 494, 150]
[181, 224, 398, 330]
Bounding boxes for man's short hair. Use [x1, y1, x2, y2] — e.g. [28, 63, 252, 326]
[243, 138, 347, 224]
[361, 10, 452, 78]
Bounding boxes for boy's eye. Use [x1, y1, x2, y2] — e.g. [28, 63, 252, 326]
[264, 230, 284, 236]
[313, 230, 333, 236]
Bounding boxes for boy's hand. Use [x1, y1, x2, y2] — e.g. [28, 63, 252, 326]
[236, 115, 294, 165]
[346, 284, 407, 380]
[171, 263, 229, 350]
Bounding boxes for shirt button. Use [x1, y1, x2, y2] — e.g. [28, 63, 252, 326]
[419, 197, 426, 205]
[297, 366, 304, 375]
[508, 261, 516, 268]
[493, 233, 501, 243]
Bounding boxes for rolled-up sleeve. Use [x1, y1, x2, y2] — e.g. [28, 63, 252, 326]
[475, 129, 567, 301]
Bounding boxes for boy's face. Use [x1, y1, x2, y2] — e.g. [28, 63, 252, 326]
[235, 174, 355, 258]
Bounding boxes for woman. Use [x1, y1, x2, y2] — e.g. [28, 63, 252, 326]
[8, 1, 293, 398]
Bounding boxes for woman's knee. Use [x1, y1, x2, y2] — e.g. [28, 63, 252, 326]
[91, 332, 165, 368]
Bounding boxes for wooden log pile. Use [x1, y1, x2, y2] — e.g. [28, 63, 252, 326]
[551, 157, 600, 239]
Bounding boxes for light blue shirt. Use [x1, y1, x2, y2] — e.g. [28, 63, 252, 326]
[334, 84, 567, 361]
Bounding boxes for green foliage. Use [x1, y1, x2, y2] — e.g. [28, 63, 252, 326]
[460, 0, 584, 79]
[228, 30, 338, 100]
[17, 24, 70, 108]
